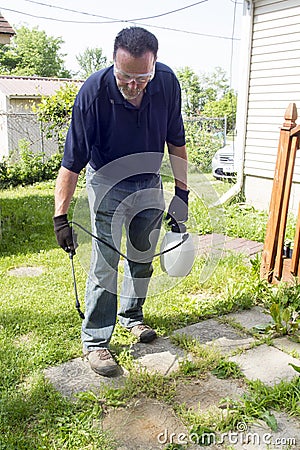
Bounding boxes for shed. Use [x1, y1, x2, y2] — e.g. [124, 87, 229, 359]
[226, 0, 300, 214]
[0, 13, 15, 44]
[0, 76, 83, 159]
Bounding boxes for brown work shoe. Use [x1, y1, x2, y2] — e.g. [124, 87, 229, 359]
[130, 324, 157, 343]
[86, 348, 119, 377]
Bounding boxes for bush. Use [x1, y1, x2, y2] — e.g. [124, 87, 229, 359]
[0, 140, 62, 188]
[35, 83, 79, 151]
[185, 121, 223, 172]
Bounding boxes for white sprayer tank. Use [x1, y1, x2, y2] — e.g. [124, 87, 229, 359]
[160, 231, 196, 277]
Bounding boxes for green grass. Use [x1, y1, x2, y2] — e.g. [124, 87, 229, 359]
[0, 179, 299, 449]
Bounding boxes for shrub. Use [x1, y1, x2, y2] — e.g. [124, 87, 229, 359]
[0, 140, 61, 188]
[35, 83, 79, 151]
[185, 120, 223, 172]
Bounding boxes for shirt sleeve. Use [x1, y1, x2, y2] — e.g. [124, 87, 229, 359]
[61, 69, 107, 173]
[166, 76, 186, 147]
[61, 99, 95, 173]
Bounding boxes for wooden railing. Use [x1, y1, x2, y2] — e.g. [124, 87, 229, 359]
[260, 103, 300, 283]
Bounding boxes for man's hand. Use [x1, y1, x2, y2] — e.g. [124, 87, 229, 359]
[165, 186, 189, 233]
[53, 214, 76, 254]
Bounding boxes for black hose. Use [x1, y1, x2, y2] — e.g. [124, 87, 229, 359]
[68, 220, 189, 319]
[70, 220, 189, 262]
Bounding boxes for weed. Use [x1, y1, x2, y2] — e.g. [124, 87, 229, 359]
[99, 388, 128, 408]
[264, 282, 300, 338]
[223, 377, 300, 431]
[189, 424, 216, 446]
[163, 444, 186, 450]
[289, 363, 300, 374]
[100, 369, 177, 406]
[179, 359, 204, 376]
[172, 334, 242, 380]
[0, 375, 114, 449]
[211, 360, 243, 379]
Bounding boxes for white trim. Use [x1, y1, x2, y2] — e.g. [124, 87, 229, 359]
[213, 0, 253, 206]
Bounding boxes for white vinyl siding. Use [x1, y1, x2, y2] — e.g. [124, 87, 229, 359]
[244, 0, 300, 185]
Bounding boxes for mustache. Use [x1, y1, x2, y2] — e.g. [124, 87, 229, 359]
[118, 85, 142, 100]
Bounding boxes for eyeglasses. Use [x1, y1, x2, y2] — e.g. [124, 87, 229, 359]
[113, 65, 155, 84]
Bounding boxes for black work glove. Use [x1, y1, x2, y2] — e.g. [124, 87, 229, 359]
[165, 186, 189, 233]
[53, 214, 76, 254]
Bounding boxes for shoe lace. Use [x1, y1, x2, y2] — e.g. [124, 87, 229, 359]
[95, 348, 112, 360]
[135, 324, 150, 331]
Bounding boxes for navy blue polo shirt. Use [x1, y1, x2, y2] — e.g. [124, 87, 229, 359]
[62, 62, 185, 174]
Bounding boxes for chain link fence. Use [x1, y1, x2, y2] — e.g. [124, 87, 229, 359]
[1, 111, 227, 166]
[184, 116, 227, 142]
[1, 111, 59, 160]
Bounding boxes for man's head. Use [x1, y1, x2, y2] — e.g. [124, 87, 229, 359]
[113, 27, 158, 60]
[113, 27, 158, 101]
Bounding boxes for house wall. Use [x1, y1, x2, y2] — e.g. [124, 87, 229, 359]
[244, 0, 300, 213]
[0, 35, 12, 45]
[0, 92, 9, 158]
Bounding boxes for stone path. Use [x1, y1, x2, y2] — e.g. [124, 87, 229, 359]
[45, 306, 300, 450]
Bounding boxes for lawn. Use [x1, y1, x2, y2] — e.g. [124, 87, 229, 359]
[0, 178, 299, 449]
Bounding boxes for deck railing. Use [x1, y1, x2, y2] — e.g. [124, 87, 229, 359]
[260, 103, 300, 283]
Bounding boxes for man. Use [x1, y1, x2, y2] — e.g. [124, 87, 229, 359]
[53, 27, 188, 377]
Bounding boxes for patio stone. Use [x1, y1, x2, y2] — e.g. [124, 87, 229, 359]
[102, 397, 189, 450]
[221, 411, 300, 449]
[44, 357, 126, 399]
[174, 373, 245, 412]
[174, 318, 254, 354]
[131, 336, 191, 375]
[227, 306, 273, 332]
[174, 318, 244, 342]
[229, 344, 300, 385]
[273, 336, 300, 358]
[8, 266, 44, 277]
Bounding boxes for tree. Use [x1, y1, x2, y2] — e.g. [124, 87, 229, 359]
[200, 66, 230, 101]
[176, 66, 236, 170]
[0, 44, 17, 74]
[76, 47, 108, 79]
[176, 66, 236, 132]
[35, 83, 80, 151]
[176, 66, 232, 117]
[0, 25, 71, 77]
[202, 90, 237, 134]
[184, 120, 222, 171]
[176, 67, 201, 117]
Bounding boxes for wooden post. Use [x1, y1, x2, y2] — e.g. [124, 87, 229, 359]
[260, 103, 298, 282]
[273, 133, 299, 279]
[291, 202, 300, 276]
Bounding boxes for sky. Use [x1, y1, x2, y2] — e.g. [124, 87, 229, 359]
[1, 0, 244, 88]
